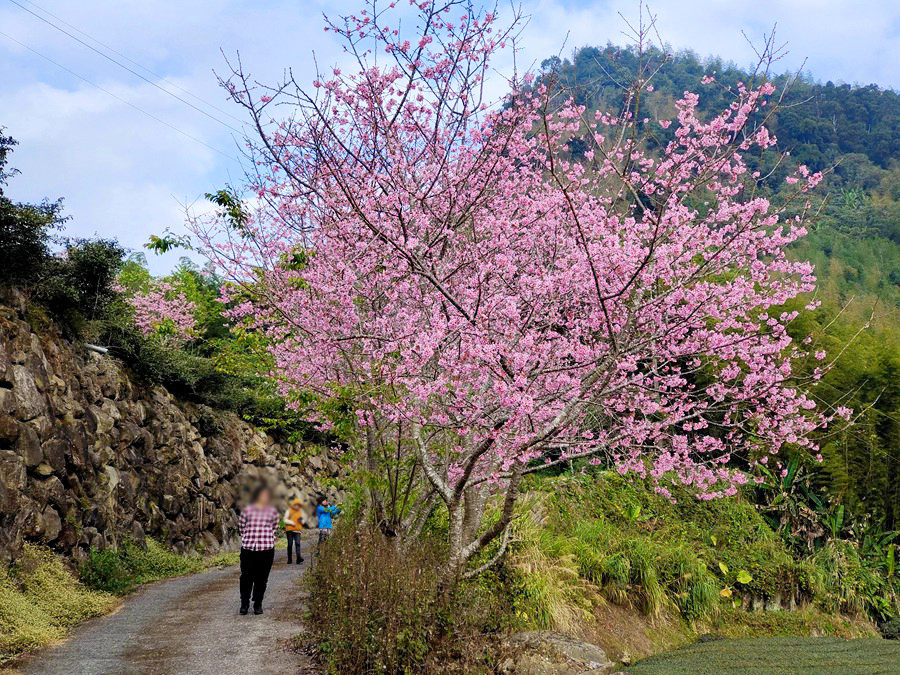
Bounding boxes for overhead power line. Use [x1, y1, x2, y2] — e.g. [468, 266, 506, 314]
[6, 0, 245, 135]
[0, 29, 235, 160]
[15, 0, 246, 126]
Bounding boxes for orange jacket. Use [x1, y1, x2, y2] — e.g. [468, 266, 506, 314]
[284, 505, 303, 532]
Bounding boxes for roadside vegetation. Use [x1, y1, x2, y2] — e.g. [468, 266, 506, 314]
[513, 471, 897, 627]
[78, 538, 238, 595]
[309, 469, 892, 671]
[507, 470, 893, 659]
[307, 523, 516, 673]
[0, 540, 238, 665]
[0, 544, 115, 665]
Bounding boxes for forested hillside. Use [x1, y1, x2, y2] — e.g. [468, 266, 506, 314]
[540, 45, 900, 533]
[542, 46, 900, 172]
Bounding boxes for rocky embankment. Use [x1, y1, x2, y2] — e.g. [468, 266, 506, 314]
[0, 291, 342, 561]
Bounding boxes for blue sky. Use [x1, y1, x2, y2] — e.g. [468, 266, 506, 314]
[1, 0, 898, 274]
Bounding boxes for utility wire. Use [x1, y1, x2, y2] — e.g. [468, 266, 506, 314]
[0, 29, 235, 160]
[15, 0, 246, 126]
[6, 0, 244, 135]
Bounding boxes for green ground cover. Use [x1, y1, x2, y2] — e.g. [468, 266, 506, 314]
[628, 637, 900, 674]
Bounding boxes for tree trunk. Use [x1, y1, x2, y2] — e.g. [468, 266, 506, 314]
[439, 467, 524, 588]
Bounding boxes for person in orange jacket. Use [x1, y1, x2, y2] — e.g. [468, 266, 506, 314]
[283, 498, 304, 564]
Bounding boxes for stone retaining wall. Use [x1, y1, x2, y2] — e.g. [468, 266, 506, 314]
[0, 290, 342, 561]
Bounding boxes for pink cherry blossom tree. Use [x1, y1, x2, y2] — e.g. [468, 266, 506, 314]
[193, 1, 836, 581]
[127, 281, 198, 346]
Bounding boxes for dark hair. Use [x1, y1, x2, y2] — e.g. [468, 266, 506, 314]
[251, 483, 271, 503]
[318, 496, 328, 505]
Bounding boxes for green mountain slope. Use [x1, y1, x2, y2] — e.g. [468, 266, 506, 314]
[539, 46, 900, 529]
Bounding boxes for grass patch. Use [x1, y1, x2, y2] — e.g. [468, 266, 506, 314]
[509, 473, 770, 628]
[627, 637, 900, 674]
[713, 607, 878, 639]
[0, 544, 117, 665]
[79, 538, 238, 594]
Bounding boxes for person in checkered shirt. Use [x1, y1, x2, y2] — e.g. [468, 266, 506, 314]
[238, 483, 279, 615]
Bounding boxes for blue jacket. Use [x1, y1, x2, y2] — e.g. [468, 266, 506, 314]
[316, 504, 339, 529]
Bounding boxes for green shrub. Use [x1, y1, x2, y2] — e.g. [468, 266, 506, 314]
[881, 617, 900, 640]
[1, 135, 124, 337]
[813, 540, 897, 619]
[79, 548, 134, 595]
[79, 538, 233, 595]
[32, 239, 124, 337]
[0, 131, 64, 291]
[0, 211, 124, 338]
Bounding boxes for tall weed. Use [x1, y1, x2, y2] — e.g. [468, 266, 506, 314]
[307, 523, 514, 673]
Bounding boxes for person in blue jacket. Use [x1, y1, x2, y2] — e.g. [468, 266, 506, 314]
[315, 496, 340, 548]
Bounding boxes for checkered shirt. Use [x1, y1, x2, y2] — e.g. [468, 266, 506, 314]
[238, 505, 279, 551]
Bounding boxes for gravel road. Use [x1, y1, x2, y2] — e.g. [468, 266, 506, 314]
[20, 541, 315, 675]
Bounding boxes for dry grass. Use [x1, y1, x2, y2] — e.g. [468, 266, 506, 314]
[306, 523, 514, 673]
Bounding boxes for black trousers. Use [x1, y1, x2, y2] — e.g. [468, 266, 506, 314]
[286, 531, 302, 563]
[239, 547, 274, 608]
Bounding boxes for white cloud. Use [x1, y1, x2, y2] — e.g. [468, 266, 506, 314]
[1, 0, 897, 274]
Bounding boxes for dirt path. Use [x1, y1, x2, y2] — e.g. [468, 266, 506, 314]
[20, 539, 316, 675]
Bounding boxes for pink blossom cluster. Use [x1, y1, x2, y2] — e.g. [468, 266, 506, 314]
[196, 1, 833, 504]
[128, 282, 197, 345]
